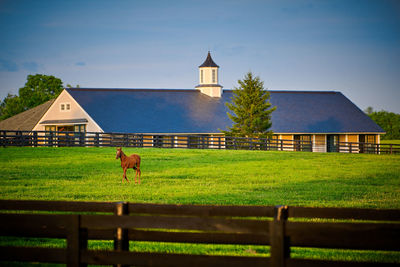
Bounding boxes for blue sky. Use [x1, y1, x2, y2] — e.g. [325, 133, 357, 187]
[0, 0, 399, 113]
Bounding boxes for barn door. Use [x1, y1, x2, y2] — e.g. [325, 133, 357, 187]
[327, 135, 339, 152]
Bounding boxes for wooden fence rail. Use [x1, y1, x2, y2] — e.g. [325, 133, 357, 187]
[0, 130, 314, 152]
[1, 130, 400, 154]
[0, 200, 399, 266]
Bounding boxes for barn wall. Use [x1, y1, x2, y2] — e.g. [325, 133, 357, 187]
[313, 134, 326, 152]
[280, 134, 294, 151]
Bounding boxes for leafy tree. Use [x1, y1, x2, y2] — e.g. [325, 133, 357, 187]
[364, 106, 374, 115]
[367, 109, 400, 140]
[223, 72, 276, 138]
[0, 94, 24, 120]
[66, 84, 80, 88]
[19, 74, 63, 109]
[0, 74, 64, 120]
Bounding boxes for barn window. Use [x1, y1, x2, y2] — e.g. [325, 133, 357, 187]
[45, 125, 56, 131]
[366, 135, 376, 144]
[74, 125, 86, 132]
[60, 102, 71, 112]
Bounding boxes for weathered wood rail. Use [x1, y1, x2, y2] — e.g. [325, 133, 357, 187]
[0, 200, 399, 266]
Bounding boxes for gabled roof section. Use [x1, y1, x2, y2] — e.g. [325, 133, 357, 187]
[199, 51, 219, 68]
[66, 88, 229, 133]
[0, 99, 55, 131]
[265, 91, 385, 133]
[66, 88, 384, 134]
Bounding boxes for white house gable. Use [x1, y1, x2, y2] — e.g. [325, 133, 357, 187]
[33, 89, 103, 132]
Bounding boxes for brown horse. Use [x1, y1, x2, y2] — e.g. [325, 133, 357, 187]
[116, 147, 141, 184]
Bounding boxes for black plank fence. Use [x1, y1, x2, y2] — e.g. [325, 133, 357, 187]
[0, 200, 399, 266]
[1, 130, 399, 154]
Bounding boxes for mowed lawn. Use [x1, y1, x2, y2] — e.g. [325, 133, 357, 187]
[0, 147, 399, 208]
[1, 147, 400, 264]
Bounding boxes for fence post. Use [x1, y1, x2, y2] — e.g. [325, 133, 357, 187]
[48, 132, 53, 147]
[95, 133, 100, 147]
[1, 131, 5, 147]
[67, 215, 87, 267]
[124, 134, 128, 147]
[280, 140, 283, 151]
[79, 132, 84, 147]
[33, 132, 38, 147]
[270, 205, 289, 267]
[16, 131, 22, 146]
[139, 134, 144, 147]
[114, 202, 129, 267]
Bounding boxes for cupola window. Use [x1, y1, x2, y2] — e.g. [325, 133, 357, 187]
[212, 69, 216, 83]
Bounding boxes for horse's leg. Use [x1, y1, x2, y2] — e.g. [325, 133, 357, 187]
[137, 168, 141, 184]
[123, 168, 129, 183]
[134, 167, 138, 184]
[136, 159, 141, 184]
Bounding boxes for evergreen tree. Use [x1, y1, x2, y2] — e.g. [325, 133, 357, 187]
[223, 72, 276, 138]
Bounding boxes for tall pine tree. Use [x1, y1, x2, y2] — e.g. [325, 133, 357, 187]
[223, 72, 276, 138]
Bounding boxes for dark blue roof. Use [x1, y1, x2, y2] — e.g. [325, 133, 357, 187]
[66, 88, 384, 134]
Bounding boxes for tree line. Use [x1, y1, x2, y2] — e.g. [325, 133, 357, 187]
[365, 107, 400, 140]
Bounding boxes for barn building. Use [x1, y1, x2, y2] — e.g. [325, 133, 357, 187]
[1, 52, 384, 152]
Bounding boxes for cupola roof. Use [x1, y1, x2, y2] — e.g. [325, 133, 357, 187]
[199, 51, 219, 68]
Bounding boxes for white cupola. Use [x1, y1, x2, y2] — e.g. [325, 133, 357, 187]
[195, 51, 223, 97]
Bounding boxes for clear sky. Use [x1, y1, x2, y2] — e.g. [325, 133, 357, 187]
[0, 0, 399, 113]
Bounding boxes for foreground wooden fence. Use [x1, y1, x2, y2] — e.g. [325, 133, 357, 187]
[0, 200, 399, 266]
[2, 130, 400, 154]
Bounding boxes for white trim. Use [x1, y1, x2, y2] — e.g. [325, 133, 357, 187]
[39, 121, 87, 126]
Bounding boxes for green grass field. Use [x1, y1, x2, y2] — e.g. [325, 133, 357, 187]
[1, 147, 399, 207]
[381, 139, 400, 145]
[0, 147, 399, 264]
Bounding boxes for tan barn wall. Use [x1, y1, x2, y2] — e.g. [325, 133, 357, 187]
[175, 136, 188, 148]
[348, 134, 358, 143]
[143, 136, 153, 147]
[313, 134, 326, 152]
[280, 134, 294, 151]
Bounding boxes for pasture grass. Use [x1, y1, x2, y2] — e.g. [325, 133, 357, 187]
[0, 147, 400, 264]
[1, 147, 399, 207]
[381, 139, 400, 145]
